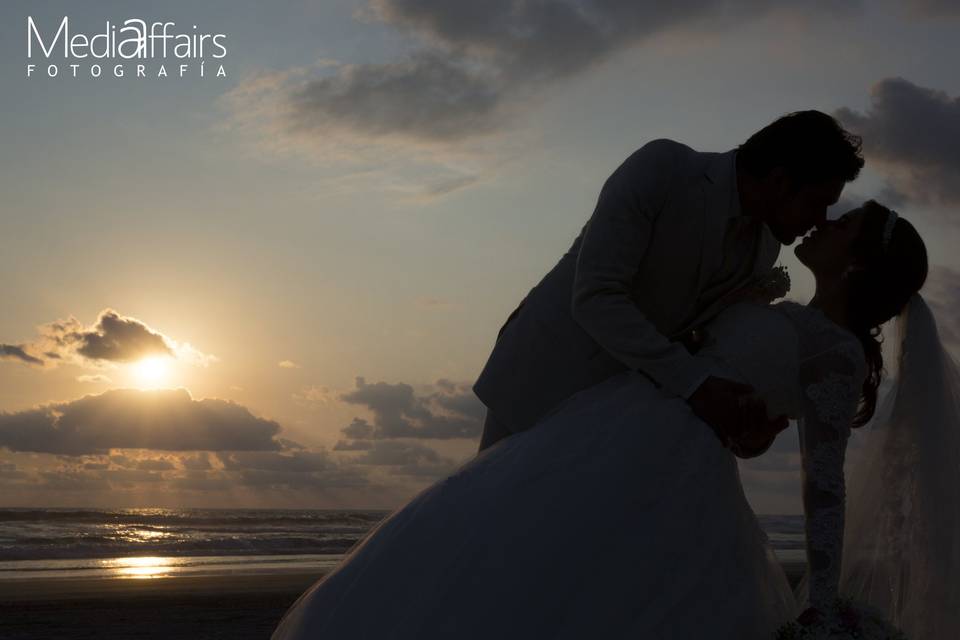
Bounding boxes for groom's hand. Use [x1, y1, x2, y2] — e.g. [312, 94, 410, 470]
[688, 377, 783, 448]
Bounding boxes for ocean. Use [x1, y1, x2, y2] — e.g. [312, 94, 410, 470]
[0, 508, 806, 581]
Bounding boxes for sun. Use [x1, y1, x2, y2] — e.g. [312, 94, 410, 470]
[132, 356, 172, 388]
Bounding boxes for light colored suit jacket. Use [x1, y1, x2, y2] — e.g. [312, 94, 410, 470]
[473, 139, 780, 433]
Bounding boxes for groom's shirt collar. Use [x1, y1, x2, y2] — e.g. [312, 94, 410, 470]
[704, 149, 742, 220]
[728, 150, 743, 220]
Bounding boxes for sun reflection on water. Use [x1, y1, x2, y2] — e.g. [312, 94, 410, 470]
[101, 556, 174, 579]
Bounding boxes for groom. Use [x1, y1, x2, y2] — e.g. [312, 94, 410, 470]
[475, 111, 864, 454]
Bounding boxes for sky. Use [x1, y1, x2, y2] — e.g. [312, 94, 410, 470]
[1, 0, 958, 513]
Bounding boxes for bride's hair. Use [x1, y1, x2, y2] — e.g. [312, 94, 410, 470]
[846, 200, 928, 427]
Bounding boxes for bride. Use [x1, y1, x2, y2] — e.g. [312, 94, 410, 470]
[272, 201, 930, 639]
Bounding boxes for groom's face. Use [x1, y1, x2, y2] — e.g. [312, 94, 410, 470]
[767, 177, 845, 245]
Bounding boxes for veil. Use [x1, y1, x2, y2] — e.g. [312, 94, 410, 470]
[838, 294, 960, 636]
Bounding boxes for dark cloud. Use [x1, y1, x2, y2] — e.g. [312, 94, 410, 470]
[50, 309, 173, 363]
[180, 453, 213, 470]
[334, 438, 375, 451]
[2, 308, 196, 368]
[35, 469, 112, 492]
[341, 417, 375, 439]
[0, 388, 284, 455]
[0, 462, 27, 480]
[287, 51, 505, 142]
[236, 0, 857, 145]
[218, 450, 374, 488]
[0, 344, 43, 366]
[220, 450, 336, 473]
[234, 467, 371, 490]
[13, 448, 377, 495]
[134, 458, 176, 471]
[350, 440, 459, 479]
[371, 0, 702, 83]
[836, 78, 960, 208]
[99, 468, 168, 486]
[339, 377, 483, 439]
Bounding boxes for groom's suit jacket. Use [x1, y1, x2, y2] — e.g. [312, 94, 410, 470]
[473, 139, 780, 434]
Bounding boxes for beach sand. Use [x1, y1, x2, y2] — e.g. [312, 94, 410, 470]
[0, 572, 324, 640]
[0, 563, 808, 639]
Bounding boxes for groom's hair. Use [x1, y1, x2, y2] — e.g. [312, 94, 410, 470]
[737, 110, 864, 186]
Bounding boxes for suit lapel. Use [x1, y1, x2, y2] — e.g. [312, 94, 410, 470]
[678, 150, 787, 336]
[679, 225, 782, 335]
[693, 151, 737, 295]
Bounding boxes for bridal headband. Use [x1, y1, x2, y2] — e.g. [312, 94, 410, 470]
[882, 209, 899, 250]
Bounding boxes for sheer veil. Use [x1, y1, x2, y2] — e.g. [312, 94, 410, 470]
[839, 294, 960, 636]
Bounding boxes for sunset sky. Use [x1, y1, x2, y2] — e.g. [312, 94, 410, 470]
[1, 0, 958, 512]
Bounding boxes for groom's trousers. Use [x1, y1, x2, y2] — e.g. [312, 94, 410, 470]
[478, 409, 512, 452]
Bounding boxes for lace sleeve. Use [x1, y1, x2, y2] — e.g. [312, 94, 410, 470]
[798, 338, 866, 611]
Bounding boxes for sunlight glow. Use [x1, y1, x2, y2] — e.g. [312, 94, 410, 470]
[132, 356, 172, 389]
[103, 556, 174, 579]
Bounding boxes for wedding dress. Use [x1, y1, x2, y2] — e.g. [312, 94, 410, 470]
[272, 301, 864, 640]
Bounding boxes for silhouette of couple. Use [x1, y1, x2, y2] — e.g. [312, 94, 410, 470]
[274, 112, 953, 639]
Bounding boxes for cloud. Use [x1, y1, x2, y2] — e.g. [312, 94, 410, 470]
[226, 0, 856, 195]
[0, 374, 484, 502]
[347, 0, 854, 139]
[221, 450, 336, 473]
[331, 438, 459, 479]
[351, 440, 458, 478]
[179, 453, 212, 470]
[0, 344, 43, 366]
[278, 360, 301, 369]
[333, 438, 375, 451]
[134, 458, 176, 471]
[2, 309, 216, 369]
[77, 374, 112, 384]
[338, 377, 484, 440]
[0, 388, 284, 456]
[835, 78, 960, 208]
[0, 462, 27, 480]
[46, 309, 173, 363]
[217, 451, 373, 488]
[293, 385, 337, 408]
[105, 453, 179, 471]
[2, 446, 381, 498]
[286, 50, 505, 143]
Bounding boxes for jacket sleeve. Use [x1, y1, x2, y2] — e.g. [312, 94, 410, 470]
[571, 139, 716, 399]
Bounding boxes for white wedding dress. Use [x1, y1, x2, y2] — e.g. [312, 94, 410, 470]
[272, 301, 865, 640]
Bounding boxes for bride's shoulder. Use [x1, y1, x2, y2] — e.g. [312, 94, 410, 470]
[772, 301, 865, 364]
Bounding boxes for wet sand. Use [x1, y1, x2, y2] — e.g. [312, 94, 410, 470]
[0, 562, 807, 639]
[0, 572, 324, 640]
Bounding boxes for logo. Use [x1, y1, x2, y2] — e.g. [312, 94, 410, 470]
[26, 16, 228, 79]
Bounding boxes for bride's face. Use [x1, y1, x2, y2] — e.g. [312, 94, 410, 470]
[794, 208, 867, 280]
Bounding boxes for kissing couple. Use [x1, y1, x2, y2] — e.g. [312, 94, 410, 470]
[275, 111, 959, 639]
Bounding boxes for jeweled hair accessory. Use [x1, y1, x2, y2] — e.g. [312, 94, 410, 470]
[882, 209, 899, 250]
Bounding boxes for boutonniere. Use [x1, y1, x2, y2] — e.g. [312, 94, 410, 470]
[729, 265, 791, 306]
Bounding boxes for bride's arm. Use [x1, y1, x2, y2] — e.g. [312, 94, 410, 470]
[798, 342, 866, 611]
